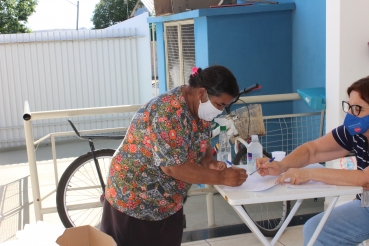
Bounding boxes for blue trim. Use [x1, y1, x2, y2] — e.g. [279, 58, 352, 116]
[155, 23, 167, 92]
[194, 17, 210, 68]
[147, 3, 296, 23]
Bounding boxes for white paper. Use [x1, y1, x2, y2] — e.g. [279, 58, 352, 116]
[286, 181, 336, 189]
[224, 163, 336, 191]
[224, 165, 279, 191]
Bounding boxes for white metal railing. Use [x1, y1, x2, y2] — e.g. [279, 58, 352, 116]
[23, 101, 142, 221]
[23, 92, 308, 227]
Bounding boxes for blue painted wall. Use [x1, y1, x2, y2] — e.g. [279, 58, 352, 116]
[149, 4, 295, 116]
[278, 0, 326, 113]
[149, 1, 326, 114]
[197, 10, 293, 116]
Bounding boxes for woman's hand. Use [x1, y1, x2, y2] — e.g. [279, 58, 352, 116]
[256, 158, 285, 176]
[276, 168, 311, 185]
[207, 160, 227, 171]
[219, 167, 248, 187]
[199, 147, 227, 171]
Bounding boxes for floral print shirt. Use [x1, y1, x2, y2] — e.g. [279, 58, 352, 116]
[105, 86, 212, 220]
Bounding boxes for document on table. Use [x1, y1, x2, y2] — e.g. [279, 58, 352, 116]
[286, 181, 336, 189]
[232, 171, 279, 191]
[224, 164, 336, 191]
[224, 165, 279, 191]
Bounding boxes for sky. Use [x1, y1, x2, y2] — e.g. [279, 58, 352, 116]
[27, 0, 101, 31]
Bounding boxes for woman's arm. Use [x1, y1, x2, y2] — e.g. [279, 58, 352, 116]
[258, 132, 350, 176]
[281, 132, 350, 169]
[277, 166, 369, 188]
[160, 160, 247, 187]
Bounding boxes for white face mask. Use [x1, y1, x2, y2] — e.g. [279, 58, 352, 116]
[198, 94, 223, 121]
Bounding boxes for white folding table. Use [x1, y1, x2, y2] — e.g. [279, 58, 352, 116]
[214, 183, 362, 245]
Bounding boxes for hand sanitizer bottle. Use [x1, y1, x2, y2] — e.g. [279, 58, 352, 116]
[214, 118, 231, 163]
[247, 135, 263, 172]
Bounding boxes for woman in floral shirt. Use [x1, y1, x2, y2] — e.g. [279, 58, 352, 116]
[101, 65, 248, 246]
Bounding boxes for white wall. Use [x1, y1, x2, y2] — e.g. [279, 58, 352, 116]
[107, 12, 153, 103]
[326, 0, 369, 134]
[326, 0, 369, 205]
[0, 13, 152, 148]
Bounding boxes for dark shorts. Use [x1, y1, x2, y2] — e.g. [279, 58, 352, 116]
[100, 200, 183, 246]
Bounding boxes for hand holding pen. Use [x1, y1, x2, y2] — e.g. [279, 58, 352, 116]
[250, 157, 275, 175]
[225, 160, 242, 168]
[226, 160, 233, 167]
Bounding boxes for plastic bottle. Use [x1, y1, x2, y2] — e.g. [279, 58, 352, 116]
[214, 118, 231, 163]
[247, 135, 263, 172]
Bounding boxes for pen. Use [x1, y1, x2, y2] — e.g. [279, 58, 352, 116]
[249, 157, 275, 175]
[226, 160, 233, 167]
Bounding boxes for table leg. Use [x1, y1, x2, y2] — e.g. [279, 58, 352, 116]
[233, 200, 304, 246]
[232, 205, 272, 245]
[271, 199, 303, 245]
[307, 196, 339, 246]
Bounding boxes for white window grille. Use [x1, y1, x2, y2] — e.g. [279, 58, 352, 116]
[164, 20, 195, 90]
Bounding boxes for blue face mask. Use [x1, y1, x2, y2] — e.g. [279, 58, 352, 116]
[343, 113, 369, 135]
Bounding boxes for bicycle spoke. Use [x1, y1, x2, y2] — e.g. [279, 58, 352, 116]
[71, 162, 103, 192]
[69, 206, 100, 225]
[242, 201, 290, 237]
[57, 150, 114, 228]
[66, 178, 102, 199]
[76, 208, 102, 227]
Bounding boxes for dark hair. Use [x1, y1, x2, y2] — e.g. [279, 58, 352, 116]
[347, 76, 369, 104]
[188, 65, 239, 98]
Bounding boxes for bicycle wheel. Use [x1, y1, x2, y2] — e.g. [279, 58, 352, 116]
[56, 149, 115, 228]
[242, 201, 291, 237]
[232, 147, 290, 237]
[233, 146, 272, 165]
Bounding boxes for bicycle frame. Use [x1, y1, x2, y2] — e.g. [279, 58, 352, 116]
[67, 119, 124, 192]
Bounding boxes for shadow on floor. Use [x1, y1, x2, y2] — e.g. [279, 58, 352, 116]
[181, 212, 318, 243]
[0, 176, 30, 242]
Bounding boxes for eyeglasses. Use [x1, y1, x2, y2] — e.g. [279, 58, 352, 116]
[342, 101, 369, 116]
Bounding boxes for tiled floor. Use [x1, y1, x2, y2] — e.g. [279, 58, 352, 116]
[181, 225, 304, 246]
[0, 140, 312, 245]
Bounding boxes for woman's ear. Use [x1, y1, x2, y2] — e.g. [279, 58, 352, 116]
[197, 88, 207, 102]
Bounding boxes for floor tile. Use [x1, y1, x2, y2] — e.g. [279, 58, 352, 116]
[206, 233, 283, 246]
[181, 240, 210, 246]
[278, 225, 304, 246]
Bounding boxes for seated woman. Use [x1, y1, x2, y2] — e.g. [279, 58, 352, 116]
[257, 75, 369, 246]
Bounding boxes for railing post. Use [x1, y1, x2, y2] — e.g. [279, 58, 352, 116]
[205, 184, 215, 227]
[23, 101, 43, 221]
[51, 134, 59, 187]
